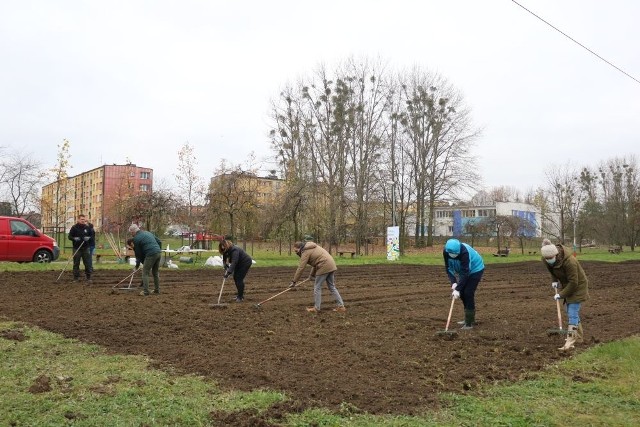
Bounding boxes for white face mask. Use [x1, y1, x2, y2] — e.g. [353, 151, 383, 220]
[449, 253, 458, 258]
[546, 257, 556, 265]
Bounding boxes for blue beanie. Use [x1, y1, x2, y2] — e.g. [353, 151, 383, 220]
[445, 239, 461, 254]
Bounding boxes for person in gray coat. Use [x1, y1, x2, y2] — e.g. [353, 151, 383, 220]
[291, 241, 346, 313]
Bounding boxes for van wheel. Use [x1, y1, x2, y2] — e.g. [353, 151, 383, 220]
[33, 250, 53, 263]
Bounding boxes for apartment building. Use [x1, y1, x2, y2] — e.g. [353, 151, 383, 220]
[433, 201, 541, 237]
[41, 164, 153, 232]
[209, 171, 284, 206]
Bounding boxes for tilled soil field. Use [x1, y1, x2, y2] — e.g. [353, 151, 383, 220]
[2, 261, 639, 418]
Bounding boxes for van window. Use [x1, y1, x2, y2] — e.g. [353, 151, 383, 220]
[11, 220, 33, 236]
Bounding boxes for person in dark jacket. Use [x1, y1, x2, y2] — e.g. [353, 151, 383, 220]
[443, 238, 485, 329]
[68, 214, 94, 283]
[219, 239, 253, 302]
[129, 223, 162, 296]
[291, 241, 346, 313]
[541, 238, 590, 351]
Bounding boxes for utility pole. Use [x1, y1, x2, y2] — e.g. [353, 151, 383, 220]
[391, 181, 397, 227]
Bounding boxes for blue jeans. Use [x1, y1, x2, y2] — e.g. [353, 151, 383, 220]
[313, 271, 344, 310]
[565, 302, 582, 325]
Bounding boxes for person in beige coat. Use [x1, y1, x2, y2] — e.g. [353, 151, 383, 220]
[541, 238, 590, 351]
[290, 241, 346, 313]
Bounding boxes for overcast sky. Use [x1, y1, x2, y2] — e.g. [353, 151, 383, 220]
[1, 0, 638, 196]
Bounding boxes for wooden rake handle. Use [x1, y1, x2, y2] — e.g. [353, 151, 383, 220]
[444, 297, 456, 332]
[256, 277, 311, 307]
[554, 289, 564, 331]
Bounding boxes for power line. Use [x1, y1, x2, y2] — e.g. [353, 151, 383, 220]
[511, 0, 640, 85]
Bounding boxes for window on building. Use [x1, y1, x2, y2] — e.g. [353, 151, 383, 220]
[140, 172, 150, 179]
[140, 184, 150, 192]
[462, 210, 476, 218]
[478, 209, 496, 217]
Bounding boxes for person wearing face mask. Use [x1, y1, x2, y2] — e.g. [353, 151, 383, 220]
[443, 238, 485, 329]
[541, 238, 589, 351]
[290, 241, 346, 313]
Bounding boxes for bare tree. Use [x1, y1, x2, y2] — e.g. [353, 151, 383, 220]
[0, 150, 47, 221]
[269, 84, 314, 241]
[397, 67, 481, 247]
[174, 141, 206, 230]
[542, 163, 583, 244]
[340, 57, 389, 254]
[43, 139, 72, 231]
[596, 157, 639, 249]
[382, 82, 415, 255]
[207, 161, 259, 239]
[124, 181, 178, 236]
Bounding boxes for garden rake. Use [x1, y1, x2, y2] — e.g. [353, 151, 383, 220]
[111, 266, 142, 292]
[210, 277, 228, 309]
[254, 277, 310, 309]
[435, 296, 458, 338]
[55, 241, 85, 282]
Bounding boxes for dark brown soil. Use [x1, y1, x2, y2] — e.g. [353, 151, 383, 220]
[1, 261, 639, 418]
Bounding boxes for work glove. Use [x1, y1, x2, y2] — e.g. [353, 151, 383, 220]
[288, 281, 296, 288]
[554, 294, 562, 301]
[83, 236, 90, 242]
[73, 237, 81, 242]
[452, 290, 460, 299]
[224, 271, 231, 279]
[551, 282, 559, 289]
[451, 283, 458, 290]
[135, 262, 140, 270]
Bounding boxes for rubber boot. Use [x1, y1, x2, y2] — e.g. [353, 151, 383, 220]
[576, 323, 584, 343]
[559, 325, 578, 350]
[461, 309, 475, 330]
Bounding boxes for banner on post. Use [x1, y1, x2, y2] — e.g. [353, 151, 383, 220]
[386, 226, 400, 261]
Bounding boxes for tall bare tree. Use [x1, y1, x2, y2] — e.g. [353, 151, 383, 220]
[124, 181, 178, 236]
[0, 150, 47, 221]
[46, 139, 72, 231]
[174, 141, 205, 230]
[397, 67, 480, 247]
[341, 58, 389, 254]
[207, 161, 259, 239]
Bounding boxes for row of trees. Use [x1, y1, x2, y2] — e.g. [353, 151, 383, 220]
[264, 58, 480, 253]
[537, 157, 640, 251]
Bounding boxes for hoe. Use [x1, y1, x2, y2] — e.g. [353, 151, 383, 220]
[435, 296, 458, 338]
[547, 288, 568, 336]
[210, 277, 228, 309]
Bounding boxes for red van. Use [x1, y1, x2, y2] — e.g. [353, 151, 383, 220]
[0, 216, 60, 262]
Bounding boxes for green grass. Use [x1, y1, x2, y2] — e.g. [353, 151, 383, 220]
[1, 244, 638, 273]
[2, 321, 639, 426]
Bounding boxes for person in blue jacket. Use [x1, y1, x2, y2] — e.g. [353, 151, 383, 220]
[443, 238, 485, 329]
